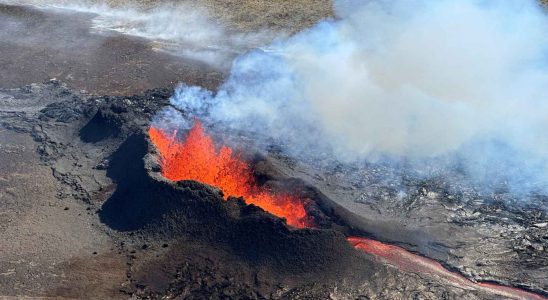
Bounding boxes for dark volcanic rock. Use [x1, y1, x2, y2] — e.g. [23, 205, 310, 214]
[79, 107, 123, 143]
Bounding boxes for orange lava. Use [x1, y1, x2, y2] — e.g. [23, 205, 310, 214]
[348, 236, 547, 300]
[148, 121, 313, 228]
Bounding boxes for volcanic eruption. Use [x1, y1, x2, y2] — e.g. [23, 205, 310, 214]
[147, 1, 548, 292]
[148, 119, 547, 300]
[2, 0, 548, 298]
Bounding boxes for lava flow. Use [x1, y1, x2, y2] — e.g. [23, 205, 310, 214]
[348, 237, 547, 300]
[148, 121, 313, 228]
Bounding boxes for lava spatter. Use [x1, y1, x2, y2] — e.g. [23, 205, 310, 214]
[148, 121, 313, 228]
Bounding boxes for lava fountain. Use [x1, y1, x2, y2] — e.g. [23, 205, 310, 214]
[148, 120, 313, 228]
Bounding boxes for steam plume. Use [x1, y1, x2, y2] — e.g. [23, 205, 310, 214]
[1, 0, 279, 68]
[166, 0, 548, 196]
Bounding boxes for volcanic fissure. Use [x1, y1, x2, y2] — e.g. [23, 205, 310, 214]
[149, 120, 547, 300]
[148, 120, 313, 228]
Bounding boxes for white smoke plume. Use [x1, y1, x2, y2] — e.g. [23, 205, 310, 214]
[166, 0, 548, 195]
[1, 0, 280, 68]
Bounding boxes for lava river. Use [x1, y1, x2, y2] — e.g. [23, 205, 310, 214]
[149, 121, 546, 300]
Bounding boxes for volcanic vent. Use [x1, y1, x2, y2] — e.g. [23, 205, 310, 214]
[148, 121, 313, 228]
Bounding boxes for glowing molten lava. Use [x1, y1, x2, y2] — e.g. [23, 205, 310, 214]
[148, 121, 312, 228]
[348, 237, 547, 300]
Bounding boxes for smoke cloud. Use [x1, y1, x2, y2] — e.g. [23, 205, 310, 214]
[1, 0, 279, 68]
[164, 0, 548, 195]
